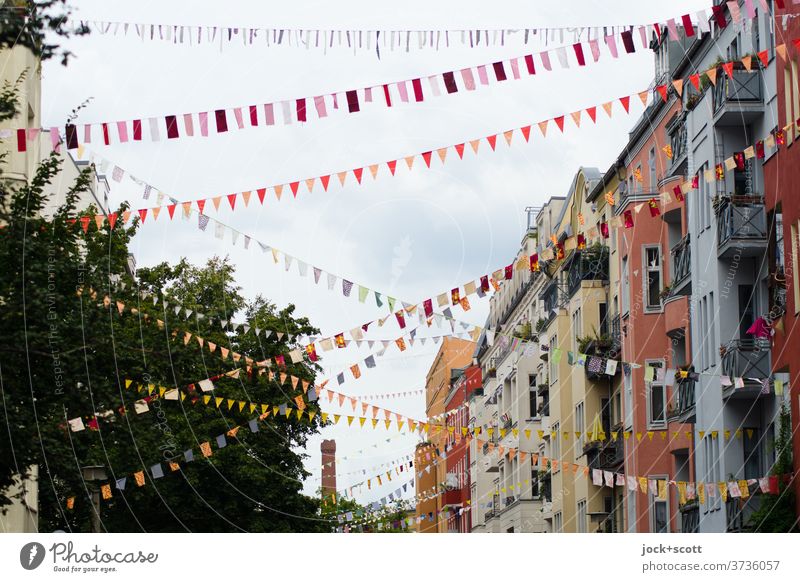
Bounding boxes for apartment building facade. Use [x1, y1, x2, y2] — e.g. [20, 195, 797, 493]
[763, 0, 800, 516]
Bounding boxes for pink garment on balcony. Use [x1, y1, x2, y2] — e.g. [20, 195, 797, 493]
[746, 316, 771, 339]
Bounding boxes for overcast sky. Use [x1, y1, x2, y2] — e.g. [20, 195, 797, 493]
[42, 0, 710, 508]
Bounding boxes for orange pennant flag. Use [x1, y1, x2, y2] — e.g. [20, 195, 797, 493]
[437, 148, 447, 163]
[570, 111, 581, 127]
[369, 164, 379, 178]
[538, 120, 548, 136]
[404, 156, 415, 169]
[503, 130, 513, 145]
[602, 102, 613, 117]
[469, 139, 480, 153]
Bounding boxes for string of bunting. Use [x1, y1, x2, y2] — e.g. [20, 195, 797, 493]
[72, 2, 768, 56]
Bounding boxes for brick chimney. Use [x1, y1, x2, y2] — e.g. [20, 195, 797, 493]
[321, 439, 337, 497]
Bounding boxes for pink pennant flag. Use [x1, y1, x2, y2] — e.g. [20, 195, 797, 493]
[397, 80, 409, 102]
[263, 103, 275, 125]
[116, 121, 129, 142]
[727, 1, 741, 22]
[199, 112, 209, 136]
[667, 18, 680, 40]
[638, 26, 648, 49]
[460, 68, 476, 91]
[605, 35, 618, 58]
[83, 124, 91, 144]
[477, 65, 489, 85]
[744, 0, 756, 18]
[510, 58, 521, 79]
[314, 96, 327, 118]
[183, 114, 194, 136]
[588, 39, 600, 62]
[233, 107, 244, 129]
[49, 127, 60, 152]
[540, 51, 552, 71]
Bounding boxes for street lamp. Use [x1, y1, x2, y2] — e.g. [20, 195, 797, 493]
[81, 465, 107, 533]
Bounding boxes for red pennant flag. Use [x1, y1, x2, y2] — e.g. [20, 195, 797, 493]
[722, 62, 734, 79]
[656, 85, 668, 102]
[412, 78, 424, 101]
[711, 5, 727, 28]
[455, 143, 465, 158]
[197, 199, 206, 213]
[387, 160, 397, 175]
[102, 123, 110, 145]
[451, 288, 460, 305]
[227, 193, 237, 209]
[554, 116, 565, 132]
[215, 109, 228, 132]
[585, 107, 597, 123]
[167, 204, 177, 219]
[305, 344, 318, 362]
[486, 135, 497, 150]
[530, 254, 539, 272]
[480, 275, 490, 292]
[249, 105, 258, 126]
[689, 74, 700, 91]
[573, 43, 586, 66]
[422, 151, 432, 168]
[289, 181, 300, 196]
[107, 212, 118, 229]
[133, 119, 142, 140]
[165, 115, 179, 139]
[138, 208, 147, 223]
[619, 95, 631, 112]
[353, 167, 364, 183]
[681, 14, 695, 37]
[16, 128, 26, 151]
[395, 311, 406, 329]
[524, 54, 535, 74]
[257, 188, 267, 203]
[504, 264, 513, 280]
[648, 198, 661, 217]
[757, 50, 769, 68]
[80, 216, 91, 232]
[423, 299, 433, 317]
[320, 176, 330, 191]
[520, 126, 532, 141]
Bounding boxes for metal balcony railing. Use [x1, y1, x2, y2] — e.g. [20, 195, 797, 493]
[566, 247, 609, 298]
[721, 339, 771, 389]
[713, 69, 762, 114]
[726, 490, 763, 532]
[671, 234, 691, 288]
[667, 375, 696, 422]
[716, 196, 767, 249]
[668, 115, 688, 175]
[680, 502, 699, 533]
[540, 277, 567, 323]
[497, 273, 536, 328]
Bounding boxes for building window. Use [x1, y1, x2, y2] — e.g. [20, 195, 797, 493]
[624, 369, 633, 430]
[743, 428, 762, 480]
[598, 302, 608, 337]
[554, 511, 563, 533]
[643, 246, 662, 311]
[575, 401, 585, 456]
[627, 488, 637, 532]
[549, 334, 558, 385]
[646, 360, 666, 428]
[648, 147, 657, 189]
[528, 374, 538, 418]
[552, 422, 561, 470]
[577, 499, 588, 533]
[649, 476, 669, 533]
[703, 436, 721, 512]
[621, 256, 630, 315]
[571, 307, 582, 353]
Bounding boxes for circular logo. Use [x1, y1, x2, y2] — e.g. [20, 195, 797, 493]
[19, 542, 46, 570]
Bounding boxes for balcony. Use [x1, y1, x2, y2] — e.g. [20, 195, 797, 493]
[680, 501, 699, 533]
[566, 246, 610, 299]
[540, 276, 566, 325]
[666, 113, 688, 177]
[483, 450, 500, 473]
[721, 339, 772, 399]
[667, 375, 696, 424]
[712, 69, 763, 126]
[584, 438, 623, 472]
[664, 295, 689, 338]
[716, 196, 768, 259]
[442, 488, 463, 508]
[670, 234, 691, 297]
[726, 490, 764, 532]
[504, 495, 517, 507]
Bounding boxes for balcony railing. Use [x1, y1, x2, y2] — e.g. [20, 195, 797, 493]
[716, 196, 768, 258]
[713, 69, 762, 115]
[540, 277, 567, 324]
[497, 273, 536, 328]
[584, 438, 623, 471]
[726, 490, 763, 532]
[668, 115, 688, 176]
[680, 502, 699, 533]
[721, 339, 771, 395]
[505, 495, 517, 507]
[566, 247, 610, 298]
[667, 375, 696, 423]
[670, 234, 691, 295]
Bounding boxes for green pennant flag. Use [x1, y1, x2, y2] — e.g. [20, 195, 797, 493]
[358, 286, 369, 303]
[551, 348, 562, 364]
[644, 365, 655, 382]
[387, 297, 396, 312]
[375, 292, 383, 308]
[567, 351, 574, 365]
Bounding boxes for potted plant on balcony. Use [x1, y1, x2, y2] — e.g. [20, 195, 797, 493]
[515, 321, 533, 341]
[719, 344, 728, 358]
[535, 317, 548, 333]
[487, 367, 497, 378]
[577, 326, 612, 356]
[659, 283, 674, 301]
